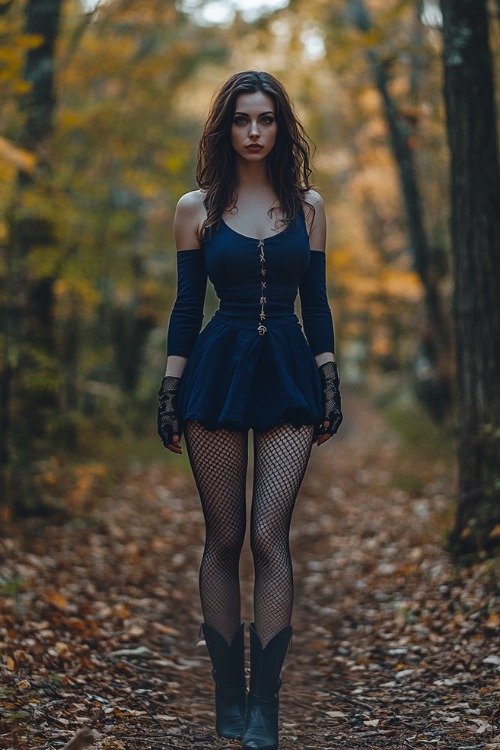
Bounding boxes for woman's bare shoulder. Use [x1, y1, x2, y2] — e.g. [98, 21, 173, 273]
[176, 189, 206, 215]
[174, 190, 206, 250]
[303, 189, 324, 208]
[303, 190, 326, 251]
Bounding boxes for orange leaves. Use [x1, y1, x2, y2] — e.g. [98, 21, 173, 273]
[1, 402, 499, 748]
[66, 464, 107, 511]
[484, 613, 500, 630]
[32, 459, 108, 512]
[46, 590, 69, 611]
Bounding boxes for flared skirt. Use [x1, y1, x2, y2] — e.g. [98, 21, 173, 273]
[179, 315, 322, 433]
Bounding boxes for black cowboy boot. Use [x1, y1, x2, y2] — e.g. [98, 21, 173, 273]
[242, 623, 292, 750]
[201, 622, 247, 739]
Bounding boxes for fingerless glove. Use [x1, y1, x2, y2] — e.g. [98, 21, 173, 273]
[318, 361, 343, 436]
[157, 376, 181, 447]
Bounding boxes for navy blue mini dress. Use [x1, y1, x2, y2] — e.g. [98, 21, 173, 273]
[167, 213, 335, 433]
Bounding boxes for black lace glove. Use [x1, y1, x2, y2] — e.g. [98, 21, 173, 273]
[157, 376, 181, 448]
[318, 361, 343, 436]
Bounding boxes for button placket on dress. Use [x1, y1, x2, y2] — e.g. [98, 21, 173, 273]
[257, 239, 267, 335]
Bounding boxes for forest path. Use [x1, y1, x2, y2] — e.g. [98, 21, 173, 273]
[1, 388, 498, 749]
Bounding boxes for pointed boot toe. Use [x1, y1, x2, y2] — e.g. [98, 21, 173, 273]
[242, 697, 280, 749]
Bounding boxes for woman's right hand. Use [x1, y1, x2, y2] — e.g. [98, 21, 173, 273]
[157, 376, 183, 454]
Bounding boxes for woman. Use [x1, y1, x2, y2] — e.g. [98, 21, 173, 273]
[158, 71, 342, 750]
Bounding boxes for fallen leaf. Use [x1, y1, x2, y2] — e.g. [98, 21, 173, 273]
[471, 718, 494, 734]
[484, 614, 500, 629]
[155, 715, 181, 722]
[152, 622, 181, 636]
[46, 590, 68, 610]
[325, 710, 347, 719]
[109, 646, 154, 658]
[483, 654, 500, 666]
[97, 740, 125, 750]
[62, 726, 98, 750]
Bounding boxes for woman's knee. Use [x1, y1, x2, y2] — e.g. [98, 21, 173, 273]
[250, 528, 288, 570]
[206, 527, 245, 562]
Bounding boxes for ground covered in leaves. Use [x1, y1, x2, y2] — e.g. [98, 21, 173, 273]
[1, 388, 499, 750]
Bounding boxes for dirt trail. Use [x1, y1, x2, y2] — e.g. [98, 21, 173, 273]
[1, 388, 498, 749]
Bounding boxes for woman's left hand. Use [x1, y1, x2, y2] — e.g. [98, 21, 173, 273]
[316, 361, 343, 446]
[157, 375, 183, 454]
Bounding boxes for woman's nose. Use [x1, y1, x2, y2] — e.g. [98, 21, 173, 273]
[249, 120, 260, 136]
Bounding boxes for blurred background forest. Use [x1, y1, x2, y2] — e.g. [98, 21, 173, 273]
[0, 0, 499, 553]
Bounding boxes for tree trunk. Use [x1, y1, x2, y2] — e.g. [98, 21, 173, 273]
[441, 0, 500, 556]
[348, 0, 453, 418]
[1, 0, 63, 515]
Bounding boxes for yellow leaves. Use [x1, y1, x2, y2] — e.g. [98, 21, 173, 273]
[381, 267, 422, 302]
[57, 109, 90, 131]
[163, 152, 188, 175]
[12, 33, 45, 51]
[23, 349, 63, 393]
[121, 168, 164, 200]
[27, 246, 62, 279]
[0, 136, 37, 173]
[0, 29, 43, 95]
[11, 79, 32, 94]
[54, 277, 103, 316]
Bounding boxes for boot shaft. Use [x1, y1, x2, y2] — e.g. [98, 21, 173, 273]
[201, 622, 246, 690]
[248, 624, 292, 701]
[201, 623, 246, 740]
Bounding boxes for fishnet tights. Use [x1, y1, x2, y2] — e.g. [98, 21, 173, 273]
[185, 420, 314, 647]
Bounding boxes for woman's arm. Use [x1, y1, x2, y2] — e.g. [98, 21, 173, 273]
[159, 192, 207, 452]
[301, 191, 342, 444]
[300, 191, 335, 363]
[165, 191, 207, 373]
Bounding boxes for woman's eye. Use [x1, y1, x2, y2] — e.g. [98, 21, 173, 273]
[233, 116, 247, 126]
[261, 116, 275, 125]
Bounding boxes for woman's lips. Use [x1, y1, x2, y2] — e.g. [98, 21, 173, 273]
[246, 144, 263, 151]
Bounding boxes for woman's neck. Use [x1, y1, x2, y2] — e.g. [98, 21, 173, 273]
[236, 159, 271, 189]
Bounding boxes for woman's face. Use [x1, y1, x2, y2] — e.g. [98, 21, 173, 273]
[230, 91, 278, 163]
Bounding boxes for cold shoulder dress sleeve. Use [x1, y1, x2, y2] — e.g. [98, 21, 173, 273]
[166, 213, 335, 433]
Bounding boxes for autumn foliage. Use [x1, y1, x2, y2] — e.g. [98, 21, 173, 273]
[0, 4, 499, 534]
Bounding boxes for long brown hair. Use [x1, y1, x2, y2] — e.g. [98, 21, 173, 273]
[196, 71, 314, 236]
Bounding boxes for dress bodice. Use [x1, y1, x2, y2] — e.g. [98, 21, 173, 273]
[167, 209, 333, 432]
[203, 215, 310, 331]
